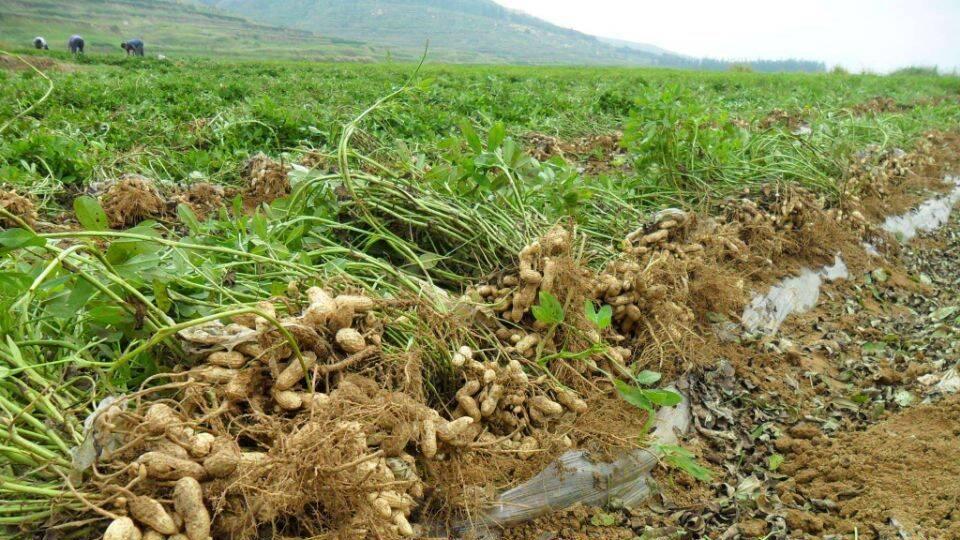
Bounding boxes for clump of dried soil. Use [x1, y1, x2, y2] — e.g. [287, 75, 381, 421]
[174, 182, 226, 220]
[850, 96, 903, 116]
[243, 152, 290, 208]
[776, 397, 960, 539]
[758, 108, 808, 131]
[0, 188, 38, 228]
[100, 174, 167, 227]
[0, 54, 73, 73]
[523, 132, 627, 174]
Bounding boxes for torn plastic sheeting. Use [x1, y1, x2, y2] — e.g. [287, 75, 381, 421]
[882, 175, 960, 242]
[472, 388, 690, 529]
[741, 254, 848, 335]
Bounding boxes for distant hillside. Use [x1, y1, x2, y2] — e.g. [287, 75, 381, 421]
[196, 0, 675, 65]
[0, 0, 378, 61]
[0, 0, 826, 70]
[597, 37, 673, 57]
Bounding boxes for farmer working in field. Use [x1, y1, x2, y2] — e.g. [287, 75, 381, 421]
[33, 37, 49, 50]
[68, 35, 84, 54]
[121, 38, 145, 57]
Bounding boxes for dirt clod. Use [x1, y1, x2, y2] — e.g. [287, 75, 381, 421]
[100, 174, 167, 227]
[242, 153, 289, 208]
[0, 189, 37, 228]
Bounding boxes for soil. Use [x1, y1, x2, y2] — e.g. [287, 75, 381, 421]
[523, 132, 629, 175]
[175, 182, 226, 220]
[0, 54, 75, 73]
[241, 152, 291, 209]
[778, 397, 960, 539]
[502, 133, 960, 540]
[0, 188, 37, 227]
[100, 174, 167, 227]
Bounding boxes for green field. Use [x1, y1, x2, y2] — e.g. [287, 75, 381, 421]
[0, 0, 380, 60]
[3, 52, 958, 191]
[1, 49, 960, 538]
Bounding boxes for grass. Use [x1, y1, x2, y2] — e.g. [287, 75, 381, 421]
[0, 0, 381, 61]
[0, 49, 959, 533]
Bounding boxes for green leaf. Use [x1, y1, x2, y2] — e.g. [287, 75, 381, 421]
[862, 341, 886, 354]
[584, 300, 612, 330]
[614, 379, 652, 412]
[656, 444, 713, 482]
[768, 453, 785, 471]
[634, 370, 662, 386]
[249, 212, 269, 240]
[589, 511, 617, 527]
[644, 389, 683, 407]
[153, 279, 172, 313]
[487, 122, 506, 150]
[0, 228, 46, 254]
[460, 121, 483, 153]
[231, 194, 244, 216]
[584, 299, 597, 322]
[0, 272, 32, 298]
[86, 304, 133, 327]
[930, 306, 959, 322]
[106, 224, 161, 264]
[64, 277, 98, 314]
[177, 203, 202, 234]
[531, 291, 564, 325]
[73, 196, 110, 230]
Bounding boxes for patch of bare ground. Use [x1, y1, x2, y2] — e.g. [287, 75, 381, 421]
[777, 397, 960, 539]
[0, 53, 76, 73]
[523, 132, 628, 175]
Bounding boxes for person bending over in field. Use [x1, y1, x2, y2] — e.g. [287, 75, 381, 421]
[68, 35, 84, 54]
[121, 39, 145, 57]
[33, 37, 49, 50]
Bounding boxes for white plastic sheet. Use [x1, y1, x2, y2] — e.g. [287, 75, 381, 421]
[882, 175, 960, 242]
[741, 255, 848, 335]
[472, 390, 690, 529]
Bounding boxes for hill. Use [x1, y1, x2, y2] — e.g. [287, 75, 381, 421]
[196, 0, 676, 65]
[596, 37, 676, 57]
[0, 0, 379, 60]
[0, 0, 825, 70]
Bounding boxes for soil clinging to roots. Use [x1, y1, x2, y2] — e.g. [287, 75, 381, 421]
[100, 174, 167, 227]
[0, 188, 38, 228]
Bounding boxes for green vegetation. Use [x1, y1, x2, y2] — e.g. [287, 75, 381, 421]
[197, 0, 676, 65]
[0, 0, 380, 60]
[3, 0, 823, 69]
[198, 0, 825, 70]
[1, 53, 956, 198]
[0, 49, 958, 534]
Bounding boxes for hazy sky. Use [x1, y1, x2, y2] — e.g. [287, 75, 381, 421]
[495, 0, 960, 72]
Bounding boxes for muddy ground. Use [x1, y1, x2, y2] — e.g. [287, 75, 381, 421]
[503, 170, 960, 538]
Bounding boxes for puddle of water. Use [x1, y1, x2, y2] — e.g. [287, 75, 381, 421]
[742, 255, 848, 335]
[882, 176, 960, 242]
